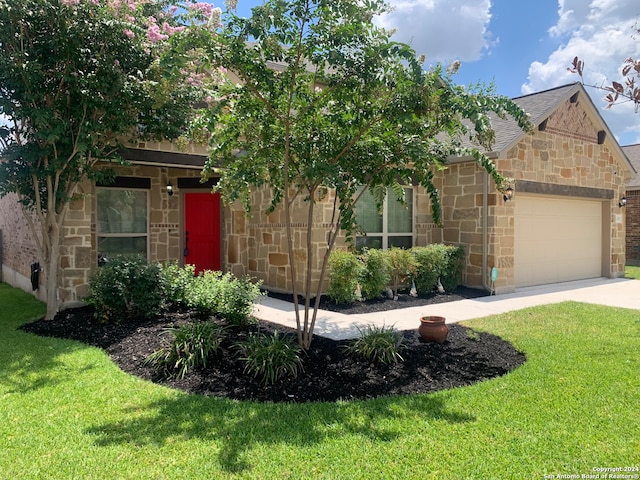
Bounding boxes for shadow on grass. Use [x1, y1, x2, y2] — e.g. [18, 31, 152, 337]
[85, 393, 475, 473]
[0, 284, 75, 395]
[0, 284, 476, 474]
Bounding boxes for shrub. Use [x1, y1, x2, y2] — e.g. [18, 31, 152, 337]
[144, 321, 226, 379]
[384, 248, 418, 297]
[327, 249, 364, 304]
[440, 245, 465, 292]
[219, 275, 264, 325]
[237, 331, 304, 385]
[161, 262, 196, 309]
[412, 245, 446, 293]
[412, 244, 465, 294]
[358, 248, 390, 300]
[344, 324, 405, 364]
[87, 255, 165, 322]
[186, 271, 263, 325]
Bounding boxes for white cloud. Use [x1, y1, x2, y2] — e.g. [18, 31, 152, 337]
[376, 0, 493, 62]
[524, 0, 640, 145]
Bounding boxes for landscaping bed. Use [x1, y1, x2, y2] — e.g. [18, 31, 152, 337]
[21, 287, 525, 403]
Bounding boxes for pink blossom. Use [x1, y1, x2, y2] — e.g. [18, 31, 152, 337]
[189, 2, 214, 17]
[162, 22, 185, 35]
[146, 25, 168, 43]
[123, 28, 135, 39]
[61, 0, 81, 5]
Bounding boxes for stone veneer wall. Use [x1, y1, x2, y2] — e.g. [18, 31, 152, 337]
[625, 189, 640, 265]
[225, 184, 437, 293]
[0, 151, 209, 307]
[225, 188, 344, 292]
[436, 96, 631, 293]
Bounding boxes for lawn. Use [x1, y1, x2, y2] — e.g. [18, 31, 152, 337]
[1, 282, 638, 479]
[625, 265, 640, 279]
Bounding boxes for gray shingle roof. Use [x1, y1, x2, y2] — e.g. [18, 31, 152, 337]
[622, 144, 640, 189]
[459, 82, 634, 177]
[477, 83, 581, 154]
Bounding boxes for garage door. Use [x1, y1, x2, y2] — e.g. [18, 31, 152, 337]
[515, 195, 603, 287]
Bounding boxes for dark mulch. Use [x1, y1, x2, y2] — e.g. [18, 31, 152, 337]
[20, 287, 526, 403]
[268, 285, 491, 315]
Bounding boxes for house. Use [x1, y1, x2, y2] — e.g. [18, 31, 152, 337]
[425, 82, 634, 292]
[622, 144, 640, 266]
[0, 82, 634, 308]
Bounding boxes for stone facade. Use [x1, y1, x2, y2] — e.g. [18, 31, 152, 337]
[225, 187, 344, 292]
[428, 96, 630, 293]
[1, 86, 633, 304]
[0, 140, 213, 307]
[224, 185, 437, 293]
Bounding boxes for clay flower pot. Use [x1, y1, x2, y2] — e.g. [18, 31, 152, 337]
[418, 316, 449, 343]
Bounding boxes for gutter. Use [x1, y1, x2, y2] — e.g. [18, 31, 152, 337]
[482, 170, 489, 291]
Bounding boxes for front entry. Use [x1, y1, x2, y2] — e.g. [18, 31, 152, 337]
[184, 192, 221, 274]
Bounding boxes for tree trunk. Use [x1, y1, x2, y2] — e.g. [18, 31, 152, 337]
[45, 246, 59, 320]
[44, 221, 61, 320]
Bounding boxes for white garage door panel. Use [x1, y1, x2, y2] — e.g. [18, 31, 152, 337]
[515, 195, 602, 287]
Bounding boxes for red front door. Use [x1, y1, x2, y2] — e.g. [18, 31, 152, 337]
[184, 192, 221, 274]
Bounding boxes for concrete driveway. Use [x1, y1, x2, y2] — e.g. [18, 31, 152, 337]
[252, 277, 640, 340]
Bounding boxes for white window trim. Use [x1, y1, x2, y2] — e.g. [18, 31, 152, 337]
[356, 186, 415, 250]
[96, 186, 150, 259]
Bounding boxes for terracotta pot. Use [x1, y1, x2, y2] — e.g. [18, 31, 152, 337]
[418, 316, 449, 343]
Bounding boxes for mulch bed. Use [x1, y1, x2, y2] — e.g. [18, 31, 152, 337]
[20, 287, 526, 403]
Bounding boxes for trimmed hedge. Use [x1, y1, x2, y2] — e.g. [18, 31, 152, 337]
[88, 258, 263, 324]
[327, 249, 364, 304]
[412, 244, 465, 293]
[87, 255, 166, 322]
[327, 244, 465, 303]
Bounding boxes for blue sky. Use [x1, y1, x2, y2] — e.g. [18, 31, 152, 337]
[224, 0, 640, 146]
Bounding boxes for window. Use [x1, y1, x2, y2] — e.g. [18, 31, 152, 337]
[355, 186, 413, 250]
[96, 188, 148, 260]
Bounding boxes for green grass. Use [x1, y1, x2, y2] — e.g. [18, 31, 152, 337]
[625, 265, 640, 279]
[1, 282, 638, 479]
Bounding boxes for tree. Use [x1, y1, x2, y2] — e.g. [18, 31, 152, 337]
[201, 0, 531, 349]
[568, 25, 640, 112]
[0, 0, 219, 319]
[569, 56, 640, 112]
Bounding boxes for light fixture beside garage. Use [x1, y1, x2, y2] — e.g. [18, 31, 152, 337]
[619, 197, 627, 208]
[503, 186, 514, 202]
[166, 182, 174, 196]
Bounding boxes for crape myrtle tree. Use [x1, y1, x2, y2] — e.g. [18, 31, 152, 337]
[0, 0, 221, 319]
[202, 0, 531, 349]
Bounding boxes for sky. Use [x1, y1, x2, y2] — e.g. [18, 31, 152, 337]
[227, 0, 640, 147]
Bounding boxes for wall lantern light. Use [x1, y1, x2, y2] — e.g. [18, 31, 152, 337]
[167, 182, 174, 197]
[619, 196, 627, 208]
[503, 186, 514, 202]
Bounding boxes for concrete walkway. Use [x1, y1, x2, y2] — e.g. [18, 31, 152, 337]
[252, 277, 640, 340]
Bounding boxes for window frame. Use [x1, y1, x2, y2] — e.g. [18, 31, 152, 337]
[95, 186, 150, 260]
[355, 186, 415, 250]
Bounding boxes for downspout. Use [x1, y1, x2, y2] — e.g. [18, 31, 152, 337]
[482, 170, 490, 292]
